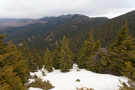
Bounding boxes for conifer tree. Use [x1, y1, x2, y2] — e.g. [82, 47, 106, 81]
[43, 48, 53, 72]
[35, 53, 43, 69]
[0, 66, 27, 90]
[7, 41, 30, 84]
[0, 34, 29, 89]
[119, 61, 135, 90]
[53, 45, 61, 69]
[78, 30, 101, 69]
[118, 35, 135, 89]
[109, 22, 128, 51]
[108, 23, 135, 75]
[59, 36, 73, 72]
[22, 39, 37, 72]
[0, 33, 6, 55]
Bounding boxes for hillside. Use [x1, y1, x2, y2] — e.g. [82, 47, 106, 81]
[71, 10, 135, 51]
[0, 14, 108, 53]
[1, 10, 135, 54]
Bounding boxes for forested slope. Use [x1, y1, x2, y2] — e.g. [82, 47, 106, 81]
[71, 10, 135, 53]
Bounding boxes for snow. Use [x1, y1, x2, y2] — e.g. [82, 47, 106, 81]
[29, 87, 43, 90]
[29, 64, 128, 90]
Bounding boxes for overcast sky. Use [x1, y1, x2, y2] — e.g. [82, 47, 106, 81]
[0, 0, 135, 19]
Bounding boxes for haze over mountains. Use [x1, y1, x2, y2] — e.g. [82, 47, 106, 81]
[0, 10, 135, 54]
[0, 18, 39, 30]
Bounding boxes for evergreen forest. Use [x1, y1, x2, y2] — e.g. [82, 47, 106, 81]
[0, 10, 135, 90]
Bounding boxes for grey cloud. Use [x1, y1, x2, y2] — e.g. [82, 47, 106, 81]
[0, 0, 135, 18]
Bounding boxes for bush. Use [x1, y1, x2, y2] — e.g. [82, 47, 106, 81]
[30, 74, 38, 79]
[42, 70, 46, 76]
[33, 74, 38, 79]
[77, 69, 81, 71]
[119, 80, 135, 90]
[76, 79, 80, 82]
[27, 77, 53, 90]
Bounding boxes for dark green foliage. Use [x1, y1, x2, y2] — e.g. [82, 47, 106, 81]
[103, 23, 135, 89]
[22, 39, 38, 72]
[43, 48, 53, 72]
[86, 49, 108, 73]
[0, 34, 29, 89]
[0, 66, 28, 90]
[110, 25, 135, 89]
[76, 79, 80, 82]
[7, 41, 30, 84]
[0, 33, 7, 55]
[35, 53, 43, 69]
[109, 22, 129, 51]
[78, 30, 95, 68]
[59, 36, 73, 72]
[119, 61, 135, 90]
[70, 10, 135, 53]
[32, 74, 38, 79]
[108, 23, 135, 75]
[122, 61, 135, 81]
[78, 30, 101, 69]
[53, 45, 61, 69]
[42, 70, 46, 76]
[119, 80, 135, 90]
[27, 77, 53, 90]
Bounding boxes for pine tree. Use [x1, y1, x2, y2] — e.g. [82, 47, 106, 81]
[7, 41, 30, 84]
[0, 33, 7, 68]
[118, 35, 135, 89]
[108, 23, 135, 75]
[22, 39, 37, 72]
[0, 34, 29, 89]
[53, 45, 61, 69]
[78, 30, 101, 69]
[119, 61, 135, 90]
[0, 33, 6, 55]
[43, 48, 53, 72]
[109, 22, 128, 51]
[94, 40, 101, 51]
[0, 66, 27, 90]
[35, 53, 43, 69]
[59, 36, 73, 72]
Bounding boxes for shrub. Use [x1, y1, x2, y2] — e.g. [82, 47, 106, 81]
[33, 74, 38, 79]
[76, 79, 80, 82]
[30, 74, 38, 79]
[119, 80, 135, 90]
[27, 77, 53, 90]
[42, 70, 46, 76]
[77, 69, 81, 71]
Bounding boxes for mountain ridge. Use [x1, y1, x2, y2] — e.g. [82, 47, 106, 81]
[1, 11, 135, 54]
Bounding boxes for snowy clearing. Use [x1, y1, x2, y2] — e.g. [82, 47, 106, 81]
[29, 64, 128, 90]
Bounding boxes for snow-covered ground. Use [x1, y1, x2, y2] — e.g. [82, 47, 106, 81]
[29, 64, 128, 90]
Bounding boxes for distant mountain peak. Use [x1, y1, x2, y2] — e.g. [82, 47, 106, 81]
[58, 14, 73, 18]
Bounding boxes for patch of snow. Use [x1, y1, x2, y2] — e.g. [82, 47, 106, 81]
[29, 87, 42, 90]
[29, 64, 128, 90]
